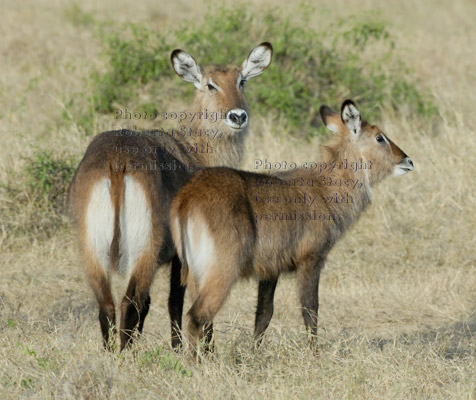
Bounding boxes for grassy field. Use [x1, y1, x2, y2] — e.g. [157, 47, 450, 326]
[1, 0, 476, 398]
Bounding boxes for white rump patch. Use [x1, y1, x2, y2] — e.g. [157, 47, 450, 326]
[241, 43, 272, 80]
[86, 178, 114, 273]
[118, 176, 152, 276]
[184, 214, 216, 287]
[172, 50, 202, 89]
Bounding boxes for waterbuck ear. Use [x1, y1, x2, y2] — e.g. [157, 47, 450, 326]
[341, 99, 361, 137]
[241, 42, 273, 80]
[319, 105, 344, 133]
[171, 49, 202, 90]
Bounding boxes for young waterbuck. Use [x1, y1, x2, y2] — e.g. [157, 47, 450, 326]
[170, 100, 414, 352]
[69, 43, 273, 351]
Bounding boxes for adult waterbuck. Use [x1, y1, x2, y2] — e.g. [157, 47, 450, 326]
[170, 100, 414, 352]
[69, 43, 273, 351]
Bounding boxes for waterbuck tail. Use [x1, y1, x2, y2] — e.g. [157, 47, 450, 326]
[109, 161, 125, 272]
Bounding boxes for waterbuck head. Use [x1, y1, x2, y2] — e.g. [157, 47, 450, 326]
[320, 100, 414, 185]
[170, 43, 273, 134]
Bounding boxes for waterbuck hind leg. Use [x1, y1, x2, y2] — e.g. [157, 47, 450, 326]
[186, 274, 234, 356]
[298, 259, 324, 347]
[168, 255, 186, 350]
[137, 294, 151, 334]
[120, 286, 151, 351]
[97, 281, 116, 351]
[254, 278, 279, 345]
[120, 274, 153, 351]
[203, 321, 214, 353]
[186, 303, 216, 358]
[84, 255, 116, 350]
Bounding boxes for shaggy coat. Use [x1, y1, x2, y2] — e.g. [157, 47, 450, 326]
[69, 43, 273, 350]
[170, 100, 414, 351]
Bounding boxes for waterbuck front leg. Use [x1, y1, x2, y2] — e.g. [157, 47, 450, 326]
[168, 255, 187, 349]
[254, 278, 279, 344]
[298, 257, 324, 347]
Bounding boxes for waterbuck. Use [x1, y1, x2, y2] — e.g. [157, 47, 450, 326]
[69, 43, 273, 351]
[170, 100, 414, 351]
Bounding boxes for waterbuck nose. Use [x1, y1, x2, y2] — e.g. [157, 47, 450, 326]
[225, 109, 248, 129]
[405, 157, 414, 170]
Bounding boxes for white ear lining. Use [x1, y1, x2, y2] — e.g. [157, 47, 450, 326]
[342, 104, 361, 135]
[173, 52, 202, 89]
[241, 45, 272, 80]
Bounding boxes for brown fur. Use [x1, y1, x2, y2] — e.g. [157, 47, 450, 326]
[170, 100, 414, 352]
[109, 161, 125, 272]
[69, 43, 273, 351]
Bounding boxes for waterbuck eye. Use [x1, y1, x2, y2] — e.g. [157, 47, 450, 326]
[239, 79, 247, 87]
[376, 134, 385, 143]
[207, 83, 216, 91]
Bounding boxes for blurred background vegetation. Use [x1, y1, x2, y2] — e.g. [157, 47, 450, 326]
[71, 3, 436, 137]
[2, 3, 437, 242]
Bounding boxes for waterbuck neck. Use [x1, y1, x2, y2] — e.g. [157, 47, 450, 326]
[319, 138, 372, 229]
[168, 102, 248, 168]
[276, 137, 373, 233]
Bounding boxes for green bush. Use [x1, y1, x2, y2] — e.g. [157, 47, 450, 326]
[24, 151, 76, 210]
[0, 151, 77, 241]
[93, 25, 171, 113]
[75, 4, 436, 137]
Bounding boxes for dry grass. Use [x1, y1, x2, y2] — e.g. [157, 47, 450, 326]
[1, 0, 476, 398]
